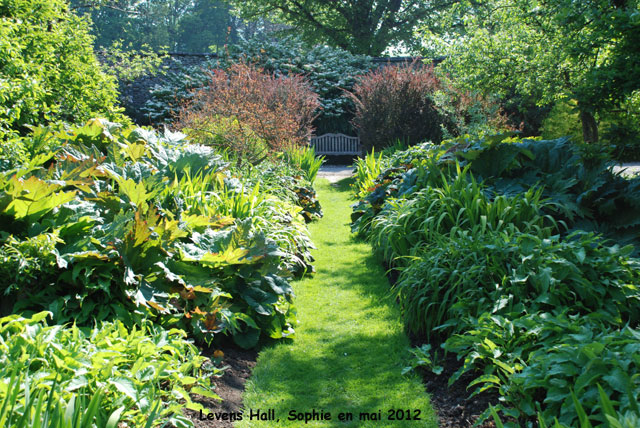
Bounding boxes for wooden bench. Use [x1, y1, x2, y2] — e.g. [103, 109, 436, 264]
[310, 133, 362, 156]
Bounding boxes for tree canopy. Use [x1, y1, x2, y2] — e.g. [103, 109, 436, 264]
[71, 0, 238, 52]
[226, 0, 433, 55]
[420, 0, 640, 142]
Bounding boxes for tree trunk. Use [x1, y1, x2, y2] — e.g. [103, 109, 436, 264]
[579, 110, 599, 143]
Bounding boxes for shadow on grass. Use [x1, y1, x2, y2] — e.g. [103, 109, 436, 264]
[316, 254, 398, 315]
[249, 331, 416, 417]
[331, 176, 356, 193]
[312, 178, 401, 320]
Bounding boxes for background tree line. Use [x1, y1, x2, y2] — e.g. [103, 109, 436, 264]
[70, 0, 288, 52]
[74, 0, 639, 153]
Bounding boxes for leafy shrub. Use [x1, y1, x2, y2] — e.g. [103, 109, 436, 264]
[348, 63, 445, 152]
[458, 313, 640, 426]
[0, 0, 121, 163]
[492, 387, 640, 428]
[351, 143, 469, 236]
[142, 36, 373, 133]
[96, 41, 166, 84]
[348, 64, 513, 152]
[0, 312, 220, 427]
[352, 134, 640, 250]
[540, 99, 583, 143]
[443, 312, 546, 400]
[0, 119, 316, 348]
[281, 146, 324, 184]
[369, 168, 551, 264]
[402, 344, 444, 376]
[177, 62, 320, 155]
[240, 160, 323, 223]
[602, 115, 640, 162]
[514, 325, 640, 425]
[392, 225, 639, 339]
[0, 233, 60, 298]
[431, 83, 513, 139]
[453, 135, 640, 246]
[225, 37, 373, 134]
[181, 115, 270, 166]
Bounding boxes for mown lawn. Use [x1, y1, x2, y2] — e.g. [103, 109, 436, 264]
[238, 178, 437, 428]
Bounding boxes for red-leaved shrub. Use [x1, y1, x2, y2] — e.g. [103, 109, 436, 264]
[348, 63, 514, 152]
[348, 63, 445, 152]
[178, 62, 320, 157]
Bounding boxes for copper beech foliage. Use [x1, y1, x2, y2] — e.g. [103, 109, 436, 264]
[178, 62, 320, 159]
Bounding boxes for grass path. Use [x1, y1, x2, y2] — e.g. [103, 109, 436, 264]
[237, 178, 437, 428]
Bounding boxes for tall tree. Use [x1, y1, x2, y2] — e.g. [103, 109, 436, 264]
[227, 0, 432, 55]
[177, 0, 236, 52]
[420, 0, 640, 142]
[72, 0, 237, 52]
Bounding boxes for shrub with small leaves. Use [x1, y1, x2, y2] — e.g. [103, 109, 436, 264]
[348, 63, 445, 152]
[177, 62, 320, 155]
[142, 36, 373, 133]
[0, 0, 122, 164]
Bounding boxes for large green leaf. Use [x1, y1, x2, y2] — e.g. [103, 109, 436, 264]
[2, 176, 77, 223]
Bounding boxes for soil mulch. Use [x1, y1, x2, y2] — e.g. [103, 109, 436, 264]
[183, 346, 257, 428]
[415, 349, 499, 428]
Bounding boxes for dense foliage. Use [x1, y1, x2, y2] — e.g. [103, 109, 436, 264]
[0, 312, 220, 427]
[142, 37, 373, 134]
[96, 41, 166, 84]
[0, 0, 121, 164]
[282, 146, 324, 184]
[177, 62, 320, 159]
[353, 134, 640, 247]
[0, 119, 319, 349]
[227, 0, 434, 55]
[349, 64, 444, 151]
[419, 0, 640, 144]
[352, 137, 640, 425]
[349, 64, 512, 151]
[71, 0, 238, 53]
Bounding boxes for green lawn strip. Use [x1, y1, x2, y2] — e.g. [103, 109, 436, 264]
[237, 178, 437, 428]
